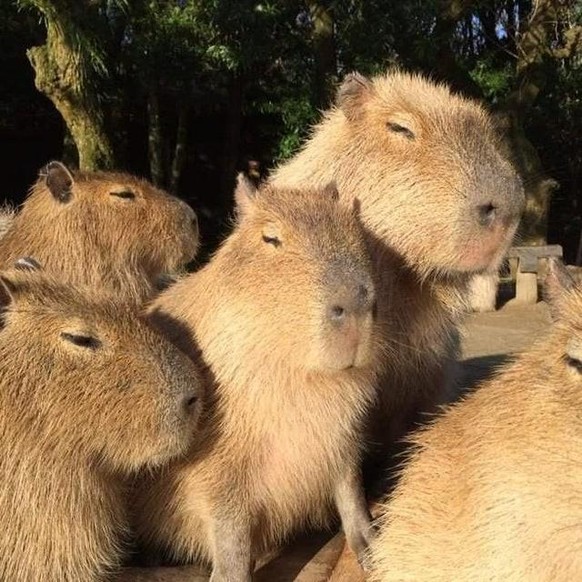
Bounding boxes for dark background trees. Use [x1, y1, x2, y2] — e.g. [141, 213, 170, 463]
[2, 0, 581, 260]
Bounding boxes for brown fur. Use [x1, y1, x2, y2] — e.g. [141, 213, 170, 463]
[133, 179, 386, 580]
[0, 268, 203, 582]
[0, 162, 199, 302]
[271, 70, 525, 471]
[368, 259, 582, 582]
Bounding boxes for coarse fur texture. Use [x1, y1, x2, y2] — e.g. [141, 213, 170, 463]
[0, 268, 203, 582]
[0, 161, 199, 302]
[270, 69, 525, 472]
[133, 179, 387, 580]
[368, 258, 582, 582]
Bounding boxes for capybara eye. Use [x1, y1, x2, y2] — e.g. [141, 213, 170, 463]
[386, 122, 415, 140]
[60, 332, 101, 350]
[564, 354, 582, 373]
[110, 190, 136, 200]
[262, 235, 281, 248]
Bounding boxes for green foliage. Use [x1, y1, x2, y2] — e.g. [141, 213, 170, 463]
[470, 59, 513, 101]
[4, 0, 582, 255]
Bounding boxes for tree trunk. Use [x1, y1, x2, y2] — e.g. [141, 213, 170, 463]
[169, 100, 190, 196]
[307, 0, 337, 110]
[432, 0, 483, 97]
[147, 85, 165, 187]
[501, 0, 564, 245]
[25, 6, 114, 171]
[220, 73, 244, 203]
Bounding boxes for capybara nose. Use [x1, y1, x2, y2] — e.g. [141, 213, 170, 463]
[181, 392, 199, 416]
[476, 203, 497, 227]
[327, 283, 375, 324]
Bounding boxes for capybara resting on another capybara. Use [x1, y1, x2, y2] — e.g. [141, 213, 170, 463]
[271, 70, 525, 473]
[368, 258, 582, 582]
[0, 266, 203, 582]
[0, 161, 199, 301]
[133, 177, 386, 581]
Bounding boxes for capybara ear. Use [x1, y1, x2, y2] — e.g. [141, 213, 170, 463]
[234, 172, 258, 219]
[543, 257, 576, 320]
[42, 161, 74, 203]
[14, 257, 43, 272]
[321, 181, 339, 203]
[0, 272, 22, 309]
[337, 72, 372, 121]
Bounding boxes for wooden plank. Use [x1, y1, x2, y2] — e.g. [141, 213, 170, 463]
[507, 245, 563, 273]
[507, 245, 563, 259]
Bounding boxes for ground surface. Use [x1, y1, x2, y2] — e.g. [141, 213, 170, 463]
[119, 301, 552, 582]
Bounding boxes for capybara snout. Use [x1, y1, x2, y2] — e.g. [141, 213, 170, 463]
[321, 264, 376, 370]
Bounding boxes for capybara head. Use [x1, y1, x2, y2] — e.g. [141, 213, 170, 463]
[274, 70, 525, 278]
[0, 267, 202, 473]
[1, 161, 199, 296]
[336, 71, 524, 274]
[214, 176, 377, 372]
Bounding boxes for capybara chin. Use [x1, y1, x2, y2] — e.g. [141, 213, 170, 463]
[0, 161, 199, 301]
[133, 177, 386, 581]
[272, 70, 524, 278]
[0, 267, 203, 582]
[368, 259, 582, 582]
[271, 70, 525, 476]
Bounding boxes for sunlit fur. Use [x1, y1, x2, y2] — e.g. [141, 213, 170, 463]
[0, 204, 15, 239]
[271, 69, 525, 464]
[0, 270, 203, 582]
[468, 269, 500, 312]
[133, 183, 387, 570]
[369, 264, 582, 582]
[0, 165, 199, 302]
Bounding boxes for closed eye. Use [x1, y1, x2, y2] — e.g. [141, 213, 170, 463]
[61, 332, 102, 350]
[262, 235, 281, 247]
[387, 122, 415, 139]
[564, 354, 582, 373]
[110, 190, 136, 200]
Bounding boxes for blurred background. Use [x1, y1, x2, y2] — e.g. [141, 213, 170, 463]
[1, 0, 581, 260]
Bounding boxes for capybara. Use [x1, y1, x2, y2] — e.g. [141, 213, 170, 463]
[0, 266, 203, 582]
[133, 177, 385, 580]
[367, 258, 582, 582]
[271, 70, 525, 473]
[0, 161, 199, 301]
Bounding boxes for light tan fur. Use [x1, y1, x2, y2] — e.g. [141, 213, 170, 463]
[368, 258, 582, 582]
[468, 269, 500, 312]
[133, 180, 387, 580]
[0, 161, 199, 302]
[271, 70, 525, 470]
[0, 268, 203, 582]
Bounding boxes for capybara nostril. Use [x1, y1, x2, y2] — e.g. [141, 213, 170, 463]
[183, 394, 198, 413]
[477, 202, 497, 227]
[329, 305, 346, 322]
